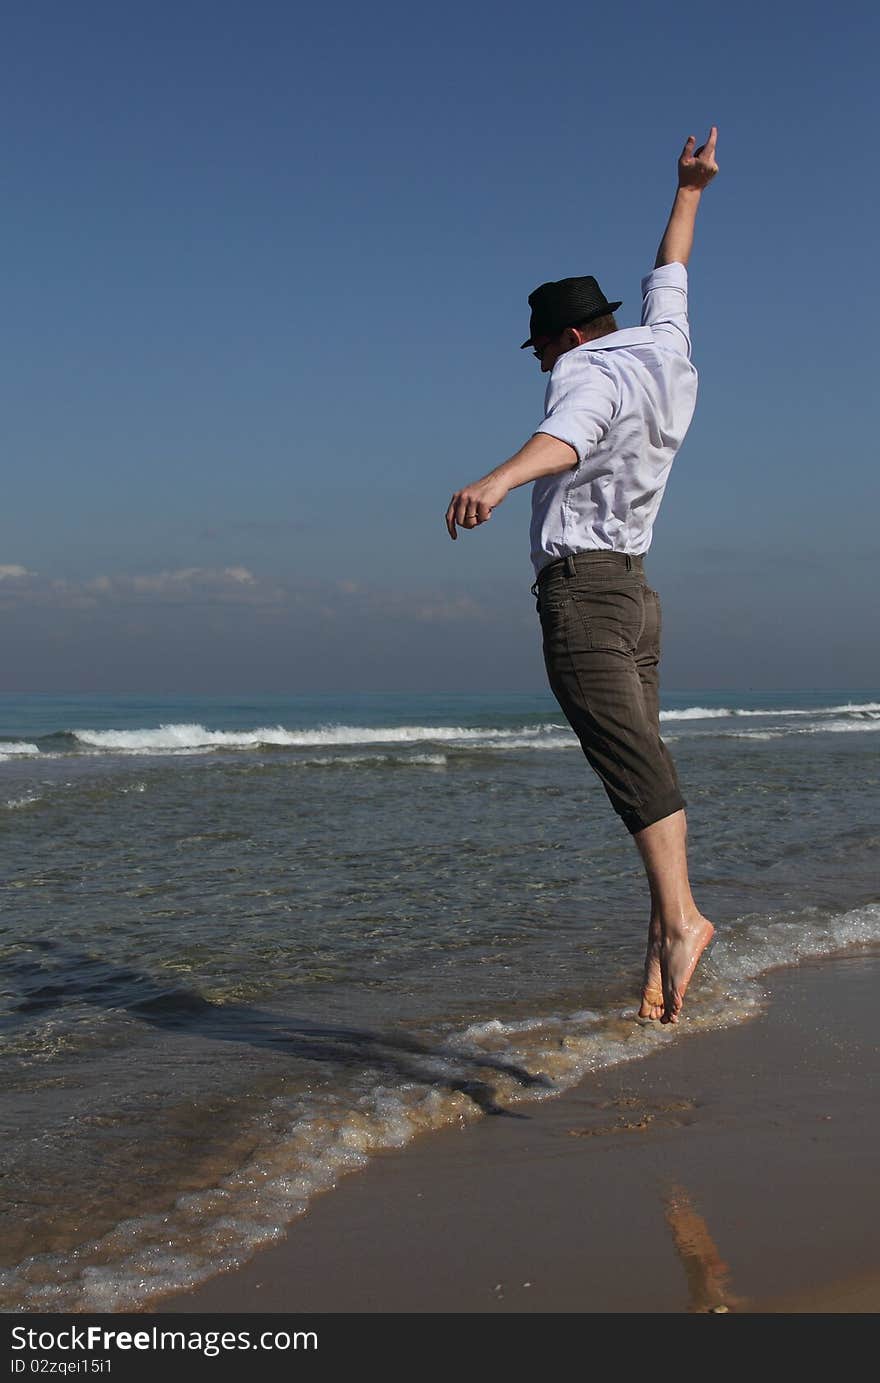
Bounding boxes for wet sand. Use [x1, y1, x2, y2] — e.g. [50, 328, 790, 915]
[154, 948, 880, 1314]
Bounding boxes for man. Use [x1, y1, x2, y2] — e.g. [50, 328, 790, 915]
[445, 129, 719, 1025]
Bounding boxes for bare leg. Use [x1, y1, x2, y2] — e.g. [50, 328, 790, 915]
[640, 811, 685, 1019]
[633, 585, 683, 1022]
[639, 907, 663, 1020]
[634, 809, 714, 1024]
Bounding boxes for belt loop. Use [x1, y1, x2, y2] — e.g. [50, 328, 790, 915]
[564, 555, 576, 578]
[625, 555, 632, 571]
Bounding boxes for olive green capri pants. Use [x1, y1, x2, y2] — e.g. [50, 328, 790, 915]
[532, 551, 685, 834]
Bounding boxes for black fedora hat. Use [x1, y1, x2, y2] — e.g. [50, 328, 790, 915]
[521, 275, 622, 349]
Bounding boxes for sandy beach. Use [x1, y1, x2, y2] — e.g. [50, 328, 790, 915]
[152, 946, 880, 1314]
[4, 693, 878, 1314]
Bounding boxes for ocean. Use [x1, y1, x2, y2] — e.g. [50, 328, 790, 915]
[1, 689, 879, 1311]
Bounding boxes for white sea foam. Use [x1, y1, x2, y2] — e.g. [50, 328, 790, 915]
[804, 718, 880, 733]
[660, 701, 880, 722]
[452, 1008, 601, 1045]
[730, 718, 880, 740]
[4, 901, 878, 1315]
[300, 751, 448, 768]
[659, 706, 732, 720]
[734, 700, 880, 717]
[0, 741, 41, 760]
[73, 723, 271, 751]
[475, 735, 575, 750]
[70, 722, 575, 755]
[60, 701, 880, 761]
[711, 903, 880, 980]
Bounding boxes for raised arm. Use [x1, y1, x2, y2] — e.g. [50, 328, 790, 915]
[654, 127, 719, 268]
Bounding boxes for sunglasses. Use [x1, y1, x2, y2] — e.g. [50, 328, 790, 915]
[532, 338, 556, 360]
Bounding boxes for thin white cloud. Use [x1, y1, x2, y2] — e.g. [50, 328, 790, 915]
[0, 565, 489, 625]
[0, 566, 271, 611]
[413, 594, 487, 623]
[84, 567, 260, 597]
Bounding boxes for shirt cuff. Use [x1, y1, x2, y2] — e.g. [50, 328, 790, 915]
[641, 261, 688, 295]
[534, 421, 588, 464]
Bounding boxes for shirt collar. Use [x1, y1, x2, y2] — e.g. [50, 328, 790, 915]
[577, 327, 654, 351]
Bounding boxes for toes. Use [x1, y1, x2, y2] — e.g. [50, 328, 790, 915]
[661, 988, 682, 1024]
[637, 998, 664, 1021]
[639, 993, 664, 1020]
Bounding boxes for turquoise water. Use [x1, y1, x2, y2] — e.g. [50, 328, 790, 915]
[1, 690, 879, 1310]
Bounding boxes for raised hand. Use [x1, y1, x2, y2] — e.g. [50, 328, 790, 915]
[678, 127, 719, 191]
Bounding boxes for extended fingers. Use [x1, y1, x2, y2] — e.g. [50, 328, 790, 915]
[695, 125, 718, 165]
[447, 491, 474, 539]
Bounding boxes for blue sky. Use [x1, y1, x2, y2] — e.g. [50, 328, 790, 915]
[1, 0, 877, 692]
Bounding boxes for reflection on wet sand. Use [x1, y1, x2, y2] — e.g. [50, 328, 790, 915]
[663, 1183, 743, 1313]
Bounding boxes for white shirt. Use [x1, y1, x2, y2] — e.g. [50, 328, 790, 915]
[530, 261, 698, 575]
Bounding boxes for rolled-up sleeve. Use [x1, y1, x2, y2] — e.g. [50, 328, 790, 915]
[641, 262, 691, 358]
[533, 353, 619, 463]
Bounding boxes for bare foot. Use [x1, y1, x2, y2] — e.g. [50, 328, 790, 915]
[660, 914, 715, 1025]
[638, 917, 664, 1020]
